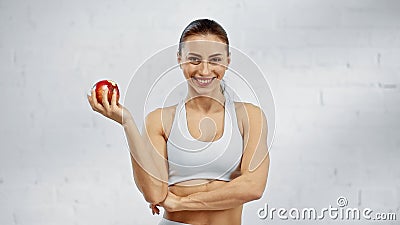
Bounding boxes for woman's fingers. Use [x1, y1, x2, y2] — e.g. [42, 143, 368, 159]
[89, 89, 104, 112]
[87, 95, 95, 111]
[152, 204, 159, 215]
[87, 90, 100, 112]
[90, 89, 100, 107]
[149, 203, 160, 215]
[90, 89, 97, 104]
[111, 89, 118, 107]
[101, 86, 111, 110]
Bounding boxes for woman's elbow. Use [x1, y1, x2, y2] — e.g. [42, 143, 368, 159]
[251, 188, 264, 200]
[142, 183, 168, 204]
[247, 182, 266, 201]
[144, 192, 167, 204]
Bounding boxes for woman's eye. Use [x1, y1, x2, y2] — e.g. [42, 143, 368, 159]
[188, 57, 201, 64]
[209, 57, 222, 64]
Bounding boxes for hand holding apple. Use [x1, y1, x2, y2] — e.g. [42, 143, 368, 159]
[87, 79, 133, 125]
[93, 80, 120, 105]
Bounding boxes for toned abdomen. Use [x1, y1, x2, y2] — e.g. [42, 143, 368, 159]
[165, 180, 243, 225]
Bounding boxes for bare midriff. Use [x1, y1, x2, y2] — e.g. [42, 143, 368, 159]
[165, 179, 243, 225]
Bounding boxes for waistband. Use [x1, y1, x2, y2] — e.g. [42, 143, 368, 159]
[158, 218, 191, 225]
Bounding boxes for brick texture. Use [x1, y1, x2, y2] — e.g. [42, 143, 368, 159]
[1, 0, 399, 224]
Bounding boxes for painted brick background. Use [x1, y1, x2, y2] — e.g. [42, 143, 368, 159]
[0, 0, 399, 224]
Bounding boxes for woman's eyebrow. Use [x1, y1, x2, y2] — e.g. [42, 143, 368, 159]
[208, 53, 223, 58]
[187, 52, 202, 57]
[186, 53, 223, 57]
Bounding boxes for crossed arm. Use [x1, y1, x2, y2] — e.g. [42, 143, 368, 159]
[158, 103, 270, 212]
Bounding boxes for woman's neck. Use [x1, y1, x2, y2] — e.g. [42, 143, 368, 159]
[185, 88, 225, 114]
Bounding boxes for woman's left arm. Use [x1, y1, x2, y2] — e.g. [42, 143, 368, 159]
[161, 103, 270, 211]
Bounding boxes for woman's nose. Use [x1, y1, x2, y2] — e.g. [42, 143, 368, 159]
[199, 60, 211, 76]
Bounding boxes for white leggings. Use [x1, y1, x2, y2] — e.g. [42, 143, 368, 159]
[158, 218, 190, 225]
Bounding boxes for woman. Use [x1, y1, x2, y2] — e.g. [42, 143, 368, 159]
[88, 19, 270, 225]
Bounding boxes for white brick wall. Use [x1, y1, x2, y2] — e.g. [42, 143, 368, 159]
[1, 0, 399, 224]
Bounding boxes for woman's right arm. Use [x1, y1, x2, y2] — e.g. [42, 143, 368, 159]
[87, 87, 168, 204]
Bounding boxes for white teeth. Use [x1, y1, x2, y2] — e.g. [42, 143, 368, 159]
[196, 78, 213, 84]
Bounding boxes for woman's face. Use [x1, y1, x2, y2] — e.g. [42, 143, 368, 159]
[178, 34, 230, 95]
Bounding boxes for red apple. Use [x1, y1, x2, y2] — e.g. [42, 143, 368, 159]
[93, 79, 120, 105]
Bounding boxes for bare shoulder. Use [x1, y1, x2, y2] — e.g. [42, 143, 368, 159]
[146, 105, 177, 122]
[145, 104, 178, 138]
[233, 102, 266, 138]
[234, 102, 265, 123]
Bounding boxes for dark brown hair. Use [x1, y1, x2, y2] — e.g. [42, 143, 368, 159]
[178, 19, 229, 55]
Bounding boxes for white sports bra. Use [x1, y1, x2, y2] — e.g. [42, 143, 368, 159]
[166, 95, 243, 186]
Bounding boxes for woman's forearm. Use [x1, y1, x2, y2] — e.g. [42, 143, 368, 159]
[178, 174, 265, 211]
[174, 154, 270, 211]
[123, 117, 168, 204]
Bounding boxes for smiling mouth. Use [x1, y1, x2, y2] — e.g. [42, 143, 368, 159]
[193, 77, 216, 86]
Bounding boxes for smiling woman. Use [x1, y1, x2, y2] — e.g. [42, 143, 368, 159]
[87, 18, 270, 225]
[178, 36, 230, 97]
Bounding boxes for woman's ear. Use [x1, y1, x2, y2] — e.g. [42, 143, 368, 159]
[177, 51, 182, 69]
[226, 52, 231, 70]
